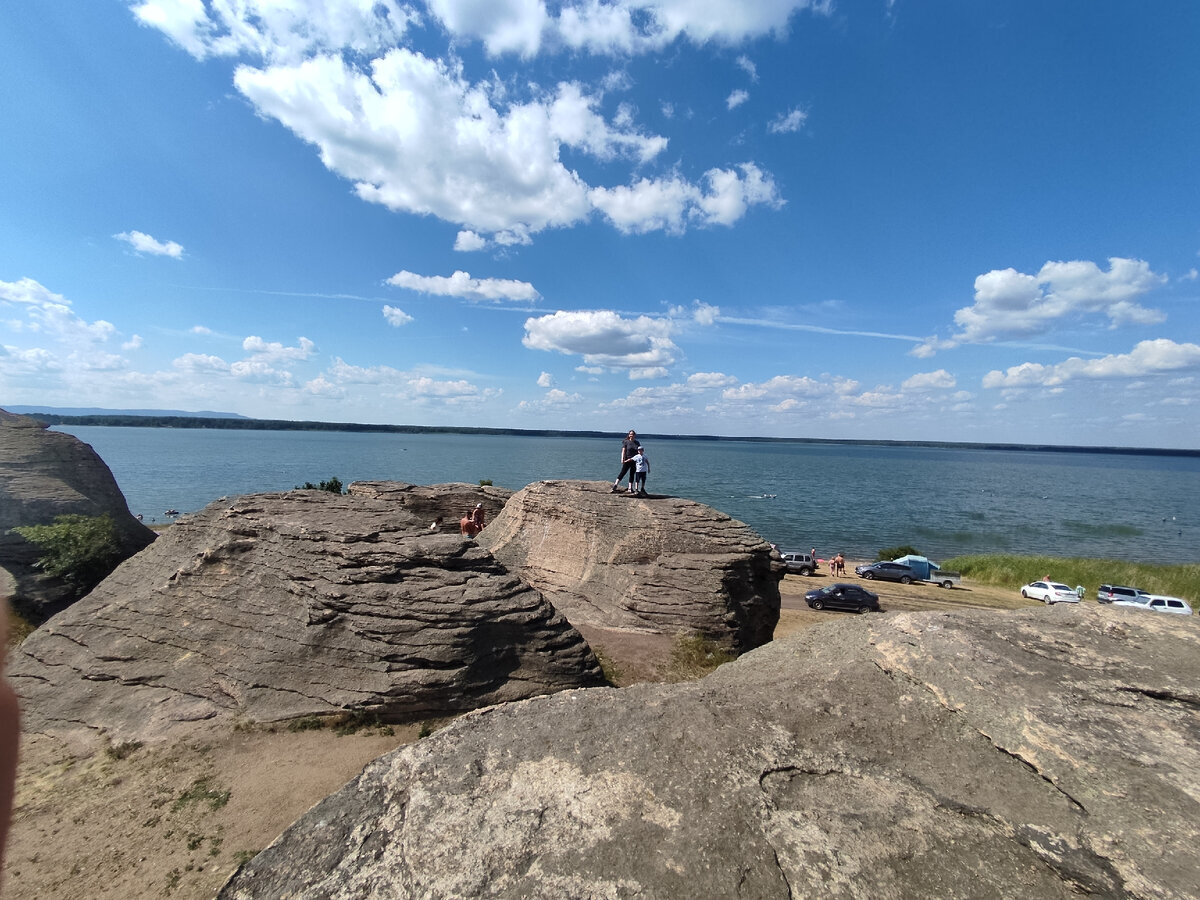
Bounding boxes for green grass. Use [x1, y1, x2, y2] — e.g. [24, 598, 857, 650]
[663, 633, 736, 682]
[6, 606, 36, 645]
[172, 776, 231, 812]
[591, 646, 621, 686]
[941, 554, 1200, 600]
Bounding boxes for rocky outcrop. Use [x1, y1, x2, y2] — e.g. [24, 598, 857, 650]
[0, 409, 156, 619]
[478, 480, 782, 651]
[8, 486, 602, 744]
[347, 479, 511, 530]
[221, 605, 1200, 899]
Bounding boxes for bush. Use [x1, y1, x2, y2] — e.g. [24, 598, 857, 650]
[298, 476, 344, 494]
[11, 514, 123, 595]
[876, 544, 920, 561]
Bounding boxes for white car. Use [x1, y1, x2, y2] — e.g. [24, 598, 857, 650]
[1021, 581, 1080, 604]
[1146, 596, 1193, 616]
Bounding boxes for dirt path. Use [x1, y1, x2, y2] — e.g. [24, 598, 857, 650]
[5, 727, 415, 899]
[775, 559, 1045, 639]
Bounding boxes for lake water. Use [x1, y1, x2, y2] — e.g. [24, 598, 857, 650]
[53, 426, 1200, 564]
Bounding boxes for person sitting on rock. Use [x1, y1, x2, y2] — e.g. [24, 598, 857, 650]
[460, 503, 486, 536]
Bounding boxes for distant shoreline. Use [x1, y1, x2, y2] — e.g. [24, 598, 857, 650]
[31, 412, 1200, 459]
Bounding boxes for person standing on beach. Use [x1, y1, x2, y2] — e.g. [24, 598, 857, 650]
[611, 429, 640, 493]
[633, 445, 649, 495]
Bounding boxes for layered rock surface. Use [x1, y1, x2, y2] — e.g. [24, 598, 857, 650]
[9, 485, 602, 744]
[0, 408, 155, 619]
[479, 480, 782, 651]
[222, 605, 1200, 899]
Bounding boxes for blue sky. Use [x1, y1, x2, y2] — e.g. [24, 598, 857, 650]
[2, 1, 1198, 448]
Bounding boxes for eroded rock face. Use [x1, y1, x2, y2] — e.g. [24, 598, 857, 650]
[478, 480, 782, 651]
[347, 480, 511, 531]
[220, 605, 1200, 900]
[0, 409, 156, 619]
[8, 486, 602, 744]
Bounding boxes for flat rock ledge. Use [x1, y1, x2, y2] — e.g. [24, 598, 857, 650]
[479, 480, 782, 651]
[9, 486, 602, 745]
[222, 605, 1200, 899]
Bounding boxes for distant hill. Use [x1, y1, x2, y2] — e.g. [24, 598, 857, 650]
[7, 406, 248, 419]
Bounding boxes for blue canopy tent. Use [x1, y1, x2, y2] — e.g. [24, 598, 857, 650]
[892, 555, 941, 581]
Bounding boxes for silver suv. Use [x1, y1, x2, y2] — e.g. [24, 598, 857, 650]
[1097, 584, 1150, 604]
[780, 551, 818, 576]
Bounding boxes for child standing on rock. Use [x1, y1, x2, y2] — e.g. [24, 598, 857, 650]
[633, 445, 649, 496]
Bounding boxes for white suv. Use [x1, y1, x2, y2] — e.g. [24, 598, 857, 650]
[1146, 596, 1193, 615]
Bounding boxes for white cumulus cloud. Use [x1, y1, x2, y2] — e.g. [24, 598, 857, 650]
[383, 305, 414, 326]
[954, 257, 1166, 343]
[982, 339, 1200, 389]
[768, 106, 807, 134]
[132, 1, 797, 245]
[589, 163, 780, 235]
[388, 270, 540, 302]
[242, 336, 316, 362]
[902, 369, 956, 392]
[523, 309, 679, 373]
[114, 230, 185, 258]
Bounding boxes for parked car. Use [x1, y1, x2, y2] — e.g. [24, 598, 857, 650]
[1020, 581, 1080, 604]
[854, 561, 918, 584]
[804, 583, 880, 614]
[780, 551, 819, 576]
[1097, 584, 1151, 604]
[1146, 596, 1193, 615]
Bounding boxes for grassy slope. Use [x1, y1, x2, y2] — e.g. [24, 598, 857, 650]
[942, 554, 1200, 600]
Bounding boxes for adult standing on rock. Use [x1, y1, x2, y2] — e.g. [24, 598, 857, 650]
[610, 429, 640, 493]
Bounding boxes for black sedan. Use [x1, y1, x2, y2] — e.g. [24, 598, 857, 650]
[804, 583, 880, 614]
[854, 561, 918, 584]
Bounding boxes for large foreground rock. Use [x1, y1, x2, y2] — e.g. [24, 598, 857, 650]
[222, 605, 1200, 899]
[9, 486, 602, 745]
[479, 480, 782, 651]
[0, 408, 155, 620]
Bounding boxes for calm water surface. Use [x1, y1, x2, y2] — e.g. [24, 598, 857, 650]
[55, 426, 1200, 564]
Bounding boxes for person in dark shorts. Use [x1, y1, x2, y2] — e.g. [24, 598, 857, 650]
[611, 429, 640, 492]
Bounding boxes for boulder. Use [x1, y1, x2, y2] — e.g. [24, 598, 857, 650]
[0, 408, 155, 620]
[478, 480, 782, 652]
[348, 480, 511, 533]
[220, 605, 1200, 899]
[8, 486, 603, 745]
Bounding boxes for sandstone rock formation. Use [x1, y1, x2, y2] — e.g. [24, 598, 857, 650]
[9, 486, 602, 745]
[221, 605, 1200, 899]
[0, 408, 156, 620]
[348, 479, 511, 532]
[479, 480, 782, 651]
